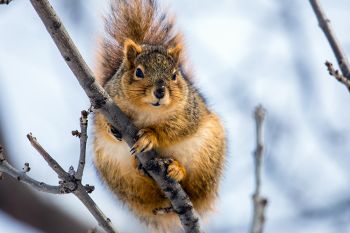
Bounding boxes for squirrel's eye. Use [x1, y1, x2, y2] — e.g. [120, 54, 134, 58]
[172, 73, 177, 81]
[135, 68, 144, 78]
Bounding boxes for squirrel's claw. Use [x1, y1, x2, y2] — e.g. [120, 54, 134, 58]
[167, 160, 186, 182]
[130, 129, 157, 155]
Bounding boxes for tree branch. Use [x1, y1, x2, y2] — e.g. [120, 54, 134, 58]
[250, 105, 268, 233]
[0, 0, 12, 5]
[309, 0, 350, 89]
[27, 0, 201, 232]
[0, 111, 118, 233]
[75, 110, 88, 180]
[0, 121, 91, 233]
[27, 134, 68, 180]
[325, 61, 350, 90]
[0, 151, 61, 194]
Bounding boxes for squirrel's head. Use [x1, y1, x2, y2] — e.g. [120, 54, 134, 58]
[120, 38, 188, 112]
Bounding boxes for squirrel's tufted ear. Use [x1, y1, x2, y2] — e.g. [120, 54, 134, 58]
[168, 44, 182, 64]
[124, 38, 142, 63]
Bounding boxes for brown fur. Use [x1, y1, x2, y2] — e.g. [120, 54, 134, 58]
[93, 0, 226, 232]
[96, 0, 184, 86]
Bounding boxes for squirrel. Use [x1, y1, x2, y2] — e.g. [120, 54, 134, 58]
[93, 0, 226, 232]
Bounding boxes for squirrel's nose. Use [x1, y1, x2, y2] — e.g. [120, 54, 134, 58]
[154, 86, 165, 99]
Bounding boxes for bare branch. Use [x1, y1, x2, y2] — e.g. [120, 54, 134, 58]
[325, 61, 350, 90]
[0, 126, 118, 232]
[27, 133, 67, 180]
[27, 0, 201, 232]
[309, 0, 350, 89]
[0, 0, 12, 5]
[76, 110, 88, 180]
[0, 150, 62, 194]
[28, 132, 118, 233]
[250, 105, 268, 233]
[73, 184, 115, 233]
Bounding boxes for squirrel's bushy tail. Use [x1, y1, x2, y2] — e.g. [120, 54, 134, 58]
[97, 0, 183, 85]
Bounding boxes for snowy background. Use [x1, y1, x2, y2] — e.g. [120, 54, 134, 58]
[1, 0, 350, 232]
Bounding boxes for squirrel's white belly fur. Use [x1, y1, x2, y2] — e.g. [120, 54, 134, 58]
[94, 118, 214, 173]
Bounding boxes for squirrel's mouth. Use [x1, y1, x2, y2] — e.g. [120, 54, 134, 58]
[148, 96, 170, 107]
[151, 101, 161, 107]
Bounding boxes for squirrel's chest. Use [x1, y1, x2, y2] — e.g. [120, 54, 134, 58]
[93, 113, 209, 171]
[94, 130, 206, 171]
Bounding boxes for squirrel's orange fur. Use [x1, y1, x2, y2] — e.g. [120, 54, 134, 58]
[93, 0, 226, 232]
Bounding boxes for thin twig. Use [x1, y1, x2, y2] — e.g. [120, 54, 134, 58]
[75, 110, 88, 180]
[309, 0, 350, 89]
[28, 0, 201, 232]
[325, 61, 350, 90]
[27, 133, 67, 180]
[0, 152, 62, 194]
[250, 105, 268, 233]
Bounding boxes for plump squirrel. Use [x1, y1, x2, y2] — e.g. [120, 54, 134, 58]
[93, 0, 226, 232]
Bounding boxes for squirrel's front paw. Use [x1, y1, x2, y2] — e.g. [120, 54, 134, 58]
[167, 160, 186, 182]
[130, 129, 158, 155]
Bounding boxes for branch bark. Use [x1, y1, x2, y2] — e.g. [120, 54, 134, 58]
[27, 0, 202, 232]
[0, 112, 118, 233]
[0, 0, 12, 5]
[309, 0, 350, 89]
[325, 61, 350, 90]
[75, 110, 88, 180]
[249, 105, 268, 233]
[0, 159, 62, 194]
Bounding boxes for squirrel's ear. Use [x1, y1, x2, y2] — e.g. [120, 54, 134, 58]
[168, 44, 182, 64]
[124, 38, 142, 63]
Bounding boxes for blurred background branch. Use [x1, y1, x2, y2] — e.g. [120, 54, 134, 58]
[250, 105, 268, 233]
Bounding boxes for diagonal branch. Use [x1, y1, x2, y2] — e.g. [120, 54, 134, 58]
[250, 105, 268, 233]
[27, 0, 201, 232]
[309, 0, 350, 90]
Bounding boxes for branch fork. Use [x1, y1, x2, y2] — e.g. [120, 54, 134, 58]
[0, 111, 118, 233]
